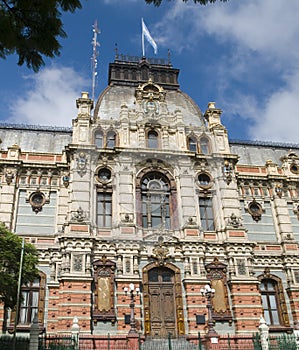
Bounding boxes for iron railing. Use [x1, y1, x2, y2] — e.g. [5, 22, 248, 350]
[0, 335, 29, 350]
[39, 333, 76, 350]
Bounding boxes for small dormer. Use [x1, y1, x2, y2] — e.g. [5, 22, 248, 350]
[281, 152, 299, 175]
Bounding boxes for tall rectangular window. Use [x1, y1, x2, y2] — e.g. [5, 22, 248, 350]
[199, 197, 215, 231]
[19, 281, 39, 324]
[9, 273, 46, 331]
[97, 192, 112, 227]
[106, 132, 116, 148]
[95, 131, 103, 148]
[147, 131, 158, 149]
[260, 279, 280, 326]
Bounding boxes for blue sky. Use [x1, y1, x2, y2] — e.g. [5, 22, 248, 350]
[1, 0, 299, 143]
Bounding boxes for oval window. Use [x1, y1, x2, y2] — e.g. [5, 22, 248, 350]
[97, 168, 112, 182]
[197, 173, 212, 188]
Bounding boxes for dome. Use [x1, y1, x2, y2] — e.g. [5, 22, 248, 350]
[93, 57, 205, 128]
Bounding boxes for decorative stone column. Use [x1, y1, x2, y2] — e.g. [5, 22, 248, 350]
[71, 317, 80, 350]
[29, 314, 39, 350]
[258, 316, 269, 350]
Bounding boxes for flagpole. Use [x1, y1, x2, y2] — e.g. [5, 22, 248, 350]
[12, 237, 25, 350]
[91, 20, 100, 103]
[141, 18, 145, 57]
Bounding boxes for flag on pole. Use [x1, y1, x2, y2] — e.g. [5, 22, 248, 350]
[142, 18, 158, 56]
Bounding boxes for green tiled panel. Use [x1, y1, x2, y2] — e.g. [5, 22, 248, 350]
[241, 201, 277, 242]
[15, 190, 56, 235]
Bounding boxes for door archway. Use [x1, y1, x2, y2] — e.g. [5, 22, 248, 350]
[142, 263, 185, 338]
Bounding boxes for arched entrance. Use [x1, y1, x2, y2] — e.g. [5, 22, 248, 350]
[142, 263, 185, 338]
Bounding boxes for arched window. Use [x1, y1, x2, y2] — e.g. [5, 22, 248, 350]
[106, 131, 116, 148]
[258, 272, 290, 329]
[147, 130, 159, 149]
[141, 172, 170, 229]
[187, 136, 197, 152]
[200, 137, 210, 155]
[95, 130, 104, 148]
[148, 267, 174, 283]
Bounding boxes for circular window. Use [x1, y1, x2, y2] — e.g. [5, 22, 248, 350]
[30, 192, 44, 205]
[29, 192, 46, 213]
[248, 202, 261, 213]
[290, 163, 299, 174]
[97, 168, 112, 182]
[197, 173, 212, 188]
[248, 201, 263, 221]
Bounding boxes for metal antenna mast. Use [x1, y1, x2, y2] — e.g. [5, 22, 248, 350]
[91, 20, 100, 102]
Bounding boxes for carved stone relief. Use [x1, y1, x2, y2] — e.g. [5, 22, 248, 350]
[92, 256, 116, 323]
[205, 257, 232, 322]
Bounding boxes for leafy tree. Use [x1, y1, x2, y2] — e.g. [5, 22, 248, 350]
[0, 0, 82, 72]
[0, 222, 39, 331]
[146, 0, 229, 5]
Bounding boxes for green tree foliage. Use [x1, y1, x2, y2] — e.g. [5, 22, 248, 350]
[0, 0, 82, 72]
[0, 223, 39, 310]
[146, 0, 228, 6]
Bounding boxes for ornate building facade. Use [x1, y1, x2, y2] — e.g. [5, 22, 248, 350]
[1, 56, 299, 340]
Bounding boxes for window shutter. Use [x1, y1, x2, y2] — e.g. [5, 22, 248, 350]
[38, 273, 46, 324]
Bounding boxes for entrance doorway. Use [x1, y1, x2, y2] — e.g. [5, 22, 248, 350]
[143, 264, 185, 338]
[148, 267, 176, 337]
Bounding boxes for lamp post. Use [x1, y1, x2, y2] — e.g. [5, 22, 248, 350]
[200, 284, 217, 336]
[124, 283, 139, 334]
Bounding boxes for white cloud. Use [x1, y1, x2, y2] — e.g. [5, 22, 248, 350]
[199, 0, 299, 143]
[154, 1, 200, 52]
[248, 69, 299, 143]
[154, 0, 299, 142]
[8, 66, 87, 127]
[202, 1, 299, 64]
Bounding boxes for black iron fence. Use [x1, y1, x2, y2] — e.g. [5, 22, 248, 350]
[0, 335, 29, 350]
[140, 333, 205, 350]
[39, 333, 76, 350]
[5, 331, 296, 350]
[268, 333, 298, 350]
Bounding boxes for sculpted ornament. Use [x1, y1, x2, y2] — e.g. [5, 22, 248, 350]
[227, 213, 242, 228]
[76, 152, 88, 177]
[152, 236, 170, 266]
[121, 213, 133, 223]
[274, 184, 283, 198]
[71, 207, 87, 223]
[223, 160, 233, 185]
[4, 168, 15, 185]
[62, 172, 70, 187]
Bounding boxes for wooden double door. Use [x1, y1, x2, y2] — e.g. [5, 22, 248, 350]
[147, 267, 176, 337]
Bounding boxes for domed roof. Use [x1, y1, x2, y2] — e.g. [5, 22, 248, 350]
[93, 57, 205, 128]
[94, 85, 204, 127]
